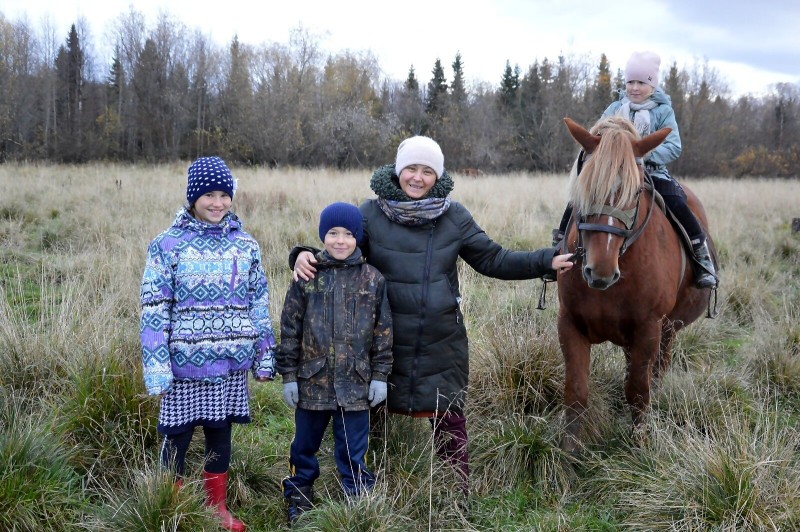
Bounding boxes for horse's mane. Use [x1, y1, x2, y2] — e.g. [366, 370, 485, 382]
[568, 116, 642, 215]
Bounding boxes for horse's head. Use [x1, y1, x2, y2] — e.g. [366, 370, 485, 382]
[563, 116, 671, 289]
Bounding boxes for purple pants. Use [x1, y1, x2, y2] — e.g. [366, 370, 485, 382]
[429, 413, 469, 493]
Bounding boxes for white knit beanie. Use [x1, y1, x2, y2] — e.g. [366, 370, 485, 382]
[625, 51, 661, 88]
[395, 136, 445, 178]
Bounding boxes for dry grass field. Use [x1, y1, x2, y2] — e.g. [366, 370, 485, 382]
[1, 163, 799, 531]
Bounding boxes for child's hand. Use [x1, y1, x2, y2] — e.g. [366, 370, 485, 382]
[368, 380, 387, 407]
[255, 369, 274, 382]
[283, 382, 299, 408]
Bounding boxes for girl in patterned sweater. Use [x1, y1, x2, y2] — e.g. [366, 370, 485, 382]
[140, 156, 276, 532]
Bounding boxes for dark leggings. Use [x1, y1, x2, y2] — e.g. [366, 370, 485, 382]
[659, 193, 704, 244]
[161, 424, 232, 476]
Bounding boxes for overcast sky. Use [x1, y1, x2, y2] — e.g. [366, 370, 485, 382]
[4, 0, 798, 97]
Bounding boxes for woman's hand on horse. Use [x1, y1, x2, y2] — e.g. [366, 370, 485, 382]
[293, 251, 318, 281]
[552, 253, 575, 273]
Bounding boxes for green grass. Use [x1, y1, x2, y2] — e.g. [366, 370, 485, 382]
[0, 396, 86, 530]
[0, 165, 799, 530]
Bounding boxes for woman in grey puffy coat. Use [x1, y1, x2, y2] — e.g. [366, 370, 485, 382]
[291, 136, 574, 494]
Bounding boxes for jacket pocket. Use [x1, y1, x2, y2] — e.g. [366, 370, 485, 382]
[346, 288, 377, 337]
[353, 356, 372, 383]
[297, 355, 327, 379]
[445, 278, 464, 325]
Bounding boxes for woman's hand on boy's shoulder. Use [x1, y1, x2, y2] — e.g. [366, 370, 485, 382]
[293, 251, 318, 282]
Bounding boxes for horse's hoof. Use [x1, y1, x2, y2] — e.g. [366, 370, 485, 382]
[560, 435, 583, 460]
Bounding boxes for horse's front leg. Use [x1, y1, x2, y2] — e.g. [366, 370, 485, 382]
[624, 324, 662, 431]
[653, 318, 677, 380]
[558, 319, 591, 456]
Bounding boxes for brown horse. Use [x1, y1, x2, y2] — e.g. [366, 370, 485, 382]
[556, 116, 714, 454]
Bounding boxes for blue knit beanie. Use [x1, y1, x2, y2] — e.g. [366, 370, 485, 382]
[186, 156, 236, 206]
[318, 202, 363, 242]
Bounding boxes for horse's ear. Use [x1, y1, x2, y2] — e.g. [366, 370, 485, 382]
[564, 117, 601, 153]
[634, 128, 671, 157]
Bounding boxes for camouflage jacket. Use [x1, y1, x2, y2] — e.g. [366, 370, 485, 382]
[276, 248, 393, 411]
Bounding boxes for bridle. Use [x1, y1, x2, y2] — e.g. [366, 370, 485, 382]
[537, 148, 657, 310]
[571, 151, 656, 261]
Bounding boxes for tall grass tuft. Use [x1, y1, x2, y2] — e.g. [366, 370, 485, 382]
[471, 310, 563, 417]
[290, 493, 417, 531]
[582, 407, 800, 530]
[84, 468, 214, 531]
[746, 303, 800, 409]
[57, 341, 160, 482]
[0, 394, 86, 531]
[0, 278, 58, 395]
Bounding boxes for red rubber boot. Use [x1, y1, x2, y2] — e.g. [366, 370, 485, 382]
[202, 471, 245, 532]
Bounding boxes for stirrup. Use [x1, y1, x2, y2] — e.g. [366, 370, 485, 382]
[696, 273, 717, 289]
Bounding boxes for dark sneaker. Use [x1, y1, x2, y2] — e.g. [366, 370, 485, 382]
[286, 485, 314, 524]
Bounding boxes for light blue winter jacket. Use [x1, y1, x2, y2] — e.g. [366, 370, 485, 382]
[140, 209, 276, 395]
[601, 87, 682, 180]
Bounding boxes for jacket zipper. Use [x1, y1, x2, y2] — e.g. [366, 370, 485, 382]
[408, 220, 436, 412]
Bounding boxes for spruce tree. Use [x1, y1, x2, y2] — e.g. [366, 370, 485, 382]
[498, 60, 520, 111]
[425, 58, 448, 118]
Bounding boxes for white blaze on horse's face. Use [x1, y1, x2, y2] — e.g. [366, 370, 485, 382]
[581, 217, 623, 289]
[603, 216, 617, 250]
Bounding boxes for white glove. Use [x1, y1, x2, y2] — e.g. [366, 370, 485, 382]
[368, 380, 387, 407]
[282, 382, 299, 409]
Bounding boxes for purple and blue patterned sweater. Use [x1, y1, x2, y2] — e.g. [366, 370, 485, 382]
[140, 209, 276, 395]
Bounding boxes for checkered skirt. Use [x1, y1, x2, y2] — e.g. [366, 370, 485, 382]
[158, 370, 251, 435]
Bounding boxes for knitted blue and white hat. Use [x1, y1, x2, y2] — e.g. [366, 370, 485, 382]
[186, 156, 236, 206]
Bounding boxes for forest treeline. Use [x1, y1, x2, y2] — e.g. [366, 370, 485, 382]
[1, 9, 798, 177]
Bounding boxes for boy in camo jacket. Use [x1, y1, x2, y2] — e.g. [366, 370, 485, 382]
[276, 202, 393, 523]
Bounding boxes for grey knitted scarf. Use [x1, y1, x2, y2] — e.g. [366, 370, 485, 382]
[369, 164, 454, 226]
